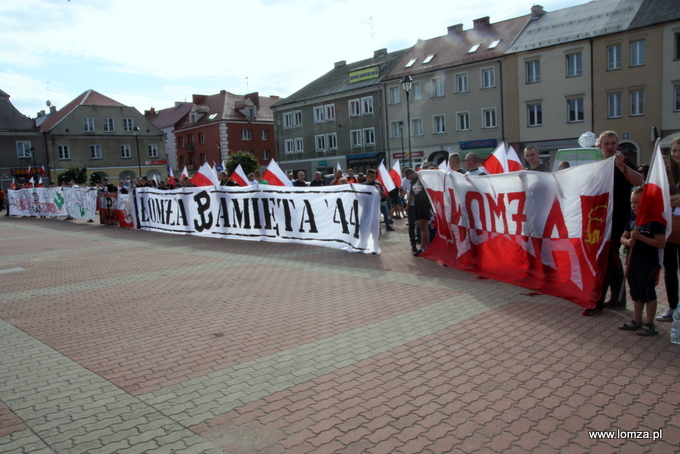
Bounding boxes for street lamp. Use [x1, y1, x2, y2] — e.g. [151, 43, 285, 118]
[401, 75, 413, 169]
[133, 126, 142, 178]
[398, 121, 404, 164]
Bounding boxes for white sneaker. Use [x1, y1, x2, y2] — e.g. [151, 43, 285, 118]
[656, 308, 674, 322]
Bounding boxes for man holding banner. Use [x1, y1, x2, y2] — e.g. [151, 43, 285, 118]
[588, 131, 644, 315]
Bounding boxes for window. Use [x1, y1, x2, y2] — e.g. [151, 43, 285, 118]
[263, 149, 271, 160]
[630, 39, 646, 66]
[630, 89, 645, 116]
[390, 121, 403, 139]
[178, 136, 184, 147]
[262, 129, 269, 140]
[283, 112, 293, 129]
[675, 84, 680, 111]
[187, 134, 194, 145]
[675, 33, 680, 60]
[455, 73, 468, 93]
[58, 145, 70, 160]
[456, 112, 470, 131]
[363, 128, 375, 145]
[608, 93, 622, 118]
[198, 132, 205, 144]
[389, 86, 400, 104]
[526, 60, 541, 83]
[103, 118, 115, 132]
[200, 153, 206, 165]
[179, 156, 185, 167]
[607, 44, 622, 70]
[481, 68, 495, 89]
[527, 103, 542, 127]
[566, 52, 582, 77]
[16, 141, 31, 158]
[327, 133, 337, 150]
[411, 118, 423, 136]
[188, 154, 195, 165]
[433, 115, 446, 134]
[482, 108, 497, 129]
[90, 145, 102, 159]
[315, 134, 326, 152]
[121, 144, 131, 158]
[123, 118, 134, 132]
[325, 104, 335, 121]
[431, 77, 444, 98]
[294, 138, 304, 153]
[361, 97, 374, 115]
[149, 144, 158, 158]
[350, 129, 362, 147]
[242, 129, 253, 140]
[349, 99, 360, 116]
[468, 44, 481, 53]
[488, 39, 501, 49]
[423, 54, 435, 64]
[293, 111, 302, 127]
[314, 106, 324, 123]
[83, 117, 95, 132]
[285, 139, 294, 154]
[405, 58, 417, 68]
[567, 98, 584, 123]
[412, 81, 422, 100]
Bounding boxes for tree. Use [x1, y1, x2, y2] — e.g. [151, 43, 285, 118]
[57, 166, 88, 185]
[226, 151, 260, 175]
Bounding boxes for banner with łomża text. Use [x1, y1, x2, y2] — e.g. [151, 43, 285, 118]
[418, 158, 615, 308]
[8, 187, 97, 219]
[134, 184, 381, 254]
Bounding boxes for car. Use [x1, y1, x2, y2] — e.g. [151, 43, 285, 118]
[552, 147, 604, 171]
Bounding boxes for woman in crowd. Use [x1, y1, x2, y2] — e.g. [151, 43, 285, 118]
[661, 137, 680, 321]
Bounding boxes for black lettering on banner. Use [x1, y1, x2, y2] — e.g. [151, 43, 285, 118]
[231, 198, 251, 229]
[333, 198, 350, 234]
[140, 197, 149, 222]
[278, 199, 295, 232]
[349, 199, 360, 238]
[176, 199, 188, 226]
[216, 196, 230, 228]
[193, 190, 213, 232]
[298, 199, 318, 233]
[251, 198, 262, 229]
[106, 197, 113, 209]
[261, 198, 279, 235]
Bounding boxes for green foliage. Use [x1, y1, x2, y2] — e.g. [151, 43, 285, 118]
[226, 151, 260, 175]
[57, 166, 88, 185]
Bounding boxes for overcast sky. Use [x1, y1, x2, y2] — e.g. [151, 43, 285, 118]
[1, 0, 589, 118]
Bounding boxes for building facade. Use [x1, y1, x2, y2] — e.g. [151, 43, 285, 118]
[272, 48, 409, 178]
[0, 90, 47, 190]
[172, 91, 279, 175]
[145, 102, 193, 174]
[39, 90, 166, 183]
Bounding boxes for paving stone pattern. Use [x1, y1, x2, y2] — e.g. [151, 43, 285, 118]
[1, 216, 679, 453]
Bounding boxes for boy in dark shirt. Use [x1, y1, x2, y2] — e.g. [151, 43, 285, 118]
[618, 187, 667, 336]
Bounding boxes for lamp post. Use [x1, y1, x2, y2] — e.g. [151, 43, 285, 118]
[28, 147, 37, 182]
[398, 121, 404, 163]
[133, 126, 142, 178]
[401, 75, 413, 169]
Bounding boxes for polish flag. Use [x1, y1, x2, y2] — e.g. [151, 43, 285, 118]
[377, 160, 396, 193]
[10, 178, 16, 190]
[263, 159, 293, 186]
[36, 176, 43, 188]
[482, 143, 507, 175]
[167, 166, 176, 186]
[180, 166, 189, 179]
[229, 164, 250, 187]
[438, 158, 448, 171]
[636, 139, 671, 236]
[506, 146, 524, 172]
[41, 165, 46, 176]
[191, 162, 220, 187]
[26, 177, 34, 188]
[336, 162, 342, 171]
[389, 160, 402, 189]
[212, 161, 218, 174]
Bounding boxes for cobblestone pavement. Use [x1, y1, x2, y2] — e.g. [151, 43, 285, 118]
[1, 215, 679, 454]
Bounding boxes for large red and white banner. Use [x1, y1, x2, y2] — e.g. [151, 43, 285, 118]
[418, 158, 616, 308]
[134, 184, 381, 254]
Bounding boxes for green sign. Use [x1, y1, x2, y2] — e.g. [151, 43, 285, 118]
[349, 66, 379, 83]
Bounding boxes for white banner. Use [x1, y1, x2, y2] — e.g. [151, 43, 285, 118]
[8, 187, 97, 218]
[134, 184, 381, 253]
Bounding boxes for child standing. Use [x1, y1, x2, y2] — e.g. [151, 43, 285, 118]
[619, 187, 667, 336]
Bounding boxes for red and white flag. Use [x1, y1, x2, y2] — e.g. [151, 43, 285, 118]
[636, 139, 671, 237]
[506, 145, 524, 172]
[438, 158, 448, 171]
[26, 177, 34, 188]
[212, 161, 218, 174]
[389, 160, 402, 189]
[229, 164, 250, 187]
[10, 178, 16, 190]
[482, 143, 507, 175]
[336, 162, 342, 171]
[191, 162, 220, 187]
[36, 176, 43, 188]
[168, 166, 176, 186]
[41, 165, 46, 176]
[180, 166, 189, 180]
[262, 159, 293, 186]
[377, 160, 396, 193]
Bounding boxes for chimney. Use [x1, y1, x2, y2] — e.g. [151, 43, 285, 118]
[334, 60, 346, 68]
[50, 106, 57, 114]
[448, 24, 464, 35]
[473, 17, 490, 29]
[531, 4, 545, 20]
[374, 48, 387, 58]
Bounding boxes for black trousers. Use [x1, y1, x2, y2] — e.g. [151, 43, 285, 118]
[664, 242, 680, 310]
[596, 218, 627, 309]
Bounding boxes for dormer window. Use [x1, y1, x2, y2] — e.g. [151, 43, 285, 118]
[422, 54, 435, 64]
[404, 58, 417, 68]
[190, 113, 197, 123]
[468, 44, 481, 53]
[488, 39, 501, 49]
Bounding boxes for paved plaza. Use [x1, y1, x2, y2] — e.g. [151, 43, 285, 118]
[1, 215, 679, 453]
